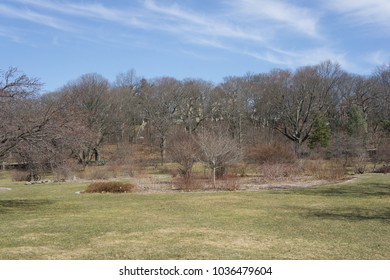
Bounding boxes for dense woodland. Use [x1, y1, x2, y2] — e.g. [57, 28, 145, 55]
[1, 61, 390, 182]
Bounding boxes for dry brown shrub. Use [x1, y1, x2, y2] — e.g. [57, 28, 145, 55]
[246, 142, 296, 164]
[373, 165, 390, 174]
[84, 181, 135, 193]
[260, 163, 302, 182]
[12, 170, 29, 182]
[173, 178, 203, 192]
[216, 177, 241, 191]
[303, 159, 346, 181]
[85, 168, 110, 180]
[229, 162, 249, 177]
[106, 162, 122, 178]
[52, 161, 80, 181]
[376, 141, 390, 163]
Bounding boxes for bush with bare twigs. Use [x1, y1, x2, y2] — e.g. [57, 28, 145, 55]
[216, 177, 241, 191]
[197, 128, 241, 185]
[303, 160, 346, 181]
[173, 177, 204, 192]
[246, 142, 296, 164]
[12, 170, 29, 182]
[167, 132, 199, 180]
[84, 181, 135, 193]
[260, 163, 302, 182]
[373, 165, 390, 174]
[85, 168, 110, 180]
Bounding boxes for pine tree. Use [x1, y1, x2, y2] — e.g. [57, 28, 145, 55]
[346, 105, 367, 137]
[308, 113, 331, 149]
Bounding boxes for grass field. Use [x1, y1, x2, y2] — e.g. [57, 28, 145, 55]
[0, 172, 389, 259]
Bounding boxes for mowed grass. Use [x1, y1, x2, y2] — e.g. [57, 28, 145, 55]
[0, 172, 389, 259]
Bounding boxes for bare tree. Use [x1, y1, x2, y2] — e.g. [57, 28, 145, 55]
[218, 75, 253, 144]
[177, 79, 212, 134]
[0, 68, 96, 179]
[269, 61, 345, 156]
[0, 67, 46, 161]
[167, 131, 199, 179]
[140, 77, 184, 165]
[0, 67, 42, 99]
[111, 69, 143, 143]
[61, 73, 111, 165]
[196, 127, 241, 185]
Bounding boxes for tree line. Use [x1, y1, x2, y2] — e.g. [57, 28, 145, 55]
[1, 61, 390, 175]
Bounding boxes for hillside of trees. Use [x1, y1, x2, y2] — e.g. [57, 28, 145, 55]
[1, 61, 390, 183]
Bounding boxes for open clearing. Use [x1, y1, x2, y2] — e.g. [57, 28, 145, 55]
[0, 173, 389, 259]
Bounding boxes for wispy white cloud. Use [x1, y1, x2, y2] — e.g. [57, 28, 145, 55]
[224, 0, 320, 38]
[14, 0, 146, 28]
[0, 26, 21, 42]
[0, 3, 74, 32]
[7, 0, 317, 54]
[3, 0, 384, 76]
[325, 0, 390, 30]
[366, 50, 390, 66]
[143, 0, 265, 43]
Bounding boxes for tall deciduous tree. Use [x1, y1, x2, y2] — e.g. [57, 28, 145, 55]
[1, 67, 91, 178]
[0, 67, 45, 161]
[269, 61, 344, 156]
[139, 77, 184, 165]
[60, 73, 111, 165]
[177, 79, 212, 134]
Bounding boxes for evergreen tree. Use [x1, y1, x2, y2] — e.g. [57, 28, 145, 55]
[308, 113, 331, 149]
[346, 105, 367, 137]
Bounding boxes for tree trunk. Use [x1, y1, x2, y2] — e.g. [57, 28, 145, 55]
[160, 136, 166, 165]
[93, 148, 100, 161]
[295, 140, 302, 158]
[212, 167, 216, 187]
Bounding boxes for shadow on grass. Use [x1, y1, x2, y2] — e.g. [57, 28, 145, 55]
[295, 183, 390, 198]
[305, 207, 390, 222]
[0, 199, 53, 214]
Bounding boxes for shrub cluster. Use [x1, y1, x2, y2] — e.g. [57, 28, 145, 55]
[373, 165, 390, 174]
[216, 177, 241, 191]
[12, 170, 29, 182]
[246, 142, 296, 164]
[260, 163, 302, 181]
[303, 159, 346, 180]
[173, 178, 203, 192]
[84, 181, 135, 193]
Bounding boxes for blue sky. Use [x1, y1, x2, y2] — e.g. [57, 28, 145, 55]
[1, 0, 389, 92]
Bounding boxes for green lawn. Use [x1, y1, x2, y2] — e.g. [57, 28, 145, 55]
[0, 172, 389, 259]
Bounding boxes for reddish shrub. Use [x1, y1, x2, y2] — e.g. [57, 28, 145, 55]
[84, 182, 135, 193]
